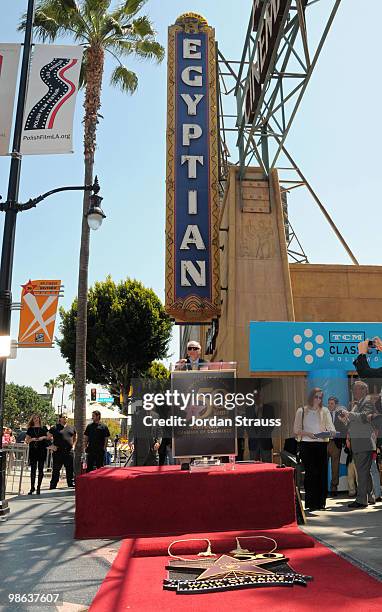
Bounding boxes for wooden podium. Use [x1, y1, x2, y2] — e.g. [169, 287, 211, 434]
[171, 363, 237, 459]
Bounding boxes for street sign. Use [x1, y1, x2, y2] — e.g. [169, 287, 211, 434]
[97, 397, 114, 403]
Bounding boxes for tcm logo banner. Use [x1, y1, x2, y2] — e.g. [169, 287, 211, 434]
[165, 14, 220, 323]
[249, 321, 382, 372]
[18, 280, 62, 347]
[0, 43, 21, 156]
[21, 45, 83, 155]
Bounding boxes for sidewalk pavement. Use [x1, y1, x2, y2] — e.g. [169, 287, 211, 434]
[1, 481, 381, 611]
[1, 477, 121, 612]
[303, 494, 382, 581]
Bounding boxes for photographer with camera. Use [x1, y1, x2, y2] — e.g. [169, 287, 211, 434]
[354, 337, 382, 378]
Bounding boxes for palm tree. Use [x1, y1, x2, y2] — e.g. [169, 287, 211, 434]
[44, 382, 52, 405]
[56, 373, 73, 409]
[68, 387, 75, 412]
[25, 0, 164, 473]
[44, 378, 58, 406]
[66, 377, 75, 412]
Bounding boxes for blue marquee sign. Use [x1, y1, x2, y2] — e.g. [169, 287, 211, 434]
[249, 321, 382, 372]
[165, 14, 220, 323]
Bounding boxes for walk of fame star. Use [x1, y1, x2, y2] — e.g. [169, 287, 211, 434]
[196, 555, 274, 581]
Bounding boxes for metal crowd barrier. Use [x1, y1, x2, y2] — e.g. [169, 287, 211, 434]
[4, 443, 29, 495]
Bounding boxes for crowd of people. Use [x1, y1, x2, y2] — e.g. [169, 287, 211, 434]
[292, 337, 382, 511]
[2, 427, 16, 445]
[1, 410, 111, 495]
[2, 338, 381, 504]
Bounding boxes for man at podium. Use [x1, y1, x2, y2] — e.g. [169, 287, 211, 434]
[175, 341, 207, 371]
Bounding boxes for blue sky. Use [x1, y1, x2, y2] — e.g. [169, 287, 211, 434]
[1, 0, 381, 406]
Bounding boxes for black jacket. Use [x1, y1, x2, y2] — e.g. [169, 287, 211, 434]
[183, 357, 207, 371]
[246, 403, 275, 450]
[354, 353, 382, 378]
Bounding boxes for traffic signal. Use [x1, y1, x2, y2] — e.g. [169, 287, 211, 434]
[91, 388, 97, 402]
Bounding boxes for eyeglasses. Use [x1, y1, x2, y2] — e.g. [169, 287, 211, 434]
[314, 395, 323, 399]
[188, 347, 199, 351]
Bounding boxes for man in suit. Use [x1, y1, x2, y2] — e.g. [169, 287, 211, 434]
[128, 402, 162, 466]
[175, 341, 207, 371]
[246, 391, 275, 463]
[327, 396, 347, 496]
[338, 381, 376, 508]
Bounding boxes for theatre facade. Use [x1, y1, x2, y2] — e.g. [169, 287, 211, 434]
[186, 165, 382, 447]
[165, 12, 382, 454]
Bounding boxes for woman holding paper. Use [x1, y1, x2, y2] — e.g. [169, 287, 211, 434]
[294, 388, 336, 511]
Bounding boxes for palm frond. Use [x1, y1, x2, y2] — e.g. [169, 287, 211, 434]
[83, 0, 111, 18]
[132, 40, 165, 63]
[62, 0, 80, 9]
[19, 0, 88, 41]
[106, 39, 133, 58]
[31, 13, 61, 41]
[111, 0, 147, 22]
[78, 48, 88, 89]
[131, 15, 154, 38]
[108, 38, 164, 63]
[110, 65, 138, 93]
[100, 15, 124, 38]
[84, 0, 112, 13]
[121, 0, 147, 16]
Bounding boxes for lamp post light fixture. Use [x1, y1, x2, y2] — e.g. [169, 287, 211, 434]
[0, 176, 105, 218]
[85, 176, 106, 231]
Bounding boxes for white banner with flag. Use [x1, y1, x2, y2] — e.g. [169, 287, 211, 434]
[0, 43, 21, 156]
[20, 44, 83, 155]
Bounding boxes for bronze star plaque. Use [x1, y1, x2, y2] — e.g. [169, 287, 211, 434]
[196, 555, 274, 581]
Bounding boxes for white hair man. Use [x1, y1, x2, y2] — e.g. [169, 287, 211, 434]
[175, 341, 207, 371]
[338, 380, 376, 508]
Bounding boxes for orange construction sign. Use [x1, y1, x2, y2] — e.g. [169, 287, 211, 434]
[18, 279, 62, 347]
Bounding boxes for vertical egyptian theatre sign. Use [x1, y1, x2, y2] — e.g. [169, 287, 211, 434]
[165, 13, 220, 323]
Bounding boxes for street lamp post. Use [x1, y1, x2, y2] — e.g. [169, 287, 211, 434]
[0, 177, 105, 516]
[0, 0, 106, 519]
[0, 0, 35, 520]
[0, 178, 105, 518]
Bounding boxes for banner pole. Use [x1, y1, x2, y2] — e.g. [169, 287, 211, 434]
[0, 0, 35, 518]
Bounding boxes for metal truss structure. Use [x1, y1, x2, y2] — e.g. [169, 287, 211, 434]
[217, 0, 358, 265]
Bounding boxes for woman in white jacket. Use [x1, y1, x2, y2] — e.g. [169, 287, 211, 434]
[294, 387, 336, 511]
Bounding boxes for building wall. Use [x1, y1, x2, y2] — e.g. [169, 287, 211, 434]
[290, 264, 382, 322]
[204, 167, 382, 453]
[176, 167, 382, 454]
[212, 165, 294, 376]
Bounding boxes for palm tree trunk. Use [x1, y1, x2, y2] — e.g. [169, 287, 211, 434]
[74, 44, 104, 475]
[61, 384, 65, 408]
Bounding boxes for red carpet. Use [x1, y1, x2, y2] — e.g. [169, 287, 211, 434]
[90, 534, 382, 611]
[84, 465, 382, 609]
[131, 525, 314, 556]
[75, 464, 295, 539]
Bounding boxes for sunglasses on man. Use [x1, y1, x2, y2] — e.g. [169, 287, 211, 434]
[188, 346, 200, 351]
